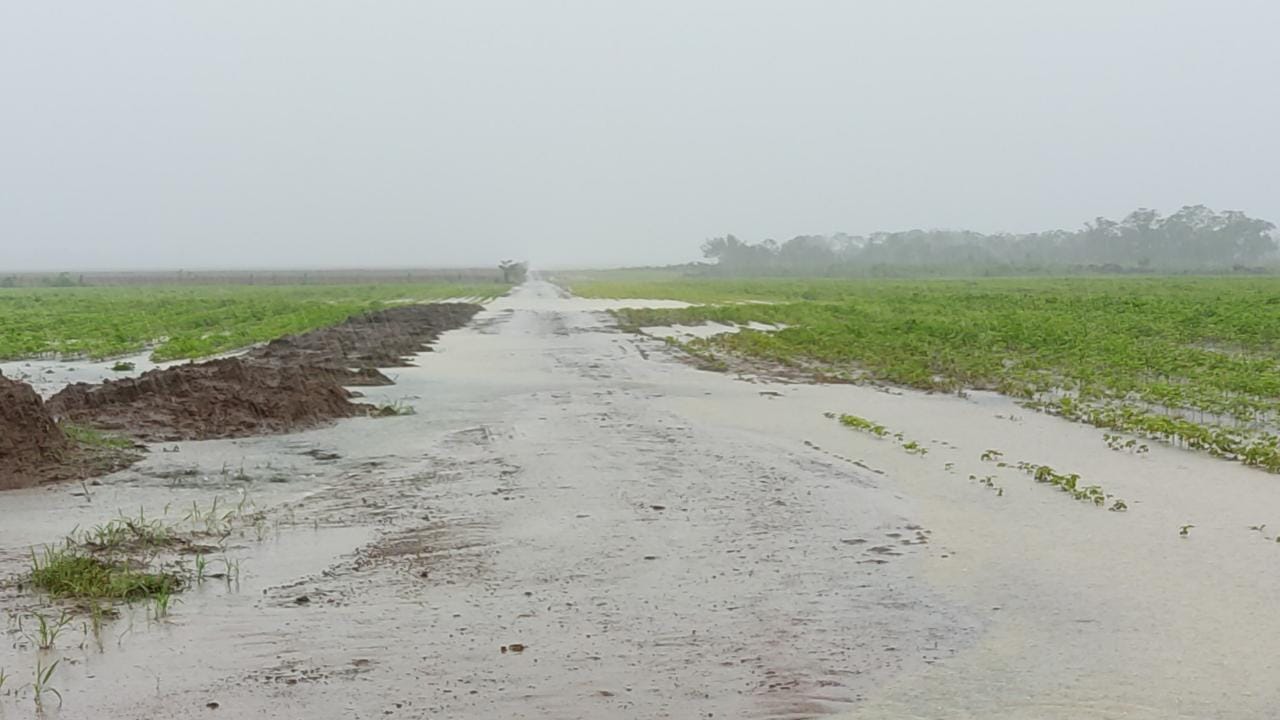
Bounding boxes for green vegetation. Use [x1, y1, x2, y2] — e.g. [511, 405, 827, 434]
[62, 424, 135, 450]
[579, 276, 1280, 473]
[32, 657, 61, 709]
[0, 282, 505, 361]
[826, 412, 928, 456]
[29, 547, 180, 601]
[26, 497, 264, 609]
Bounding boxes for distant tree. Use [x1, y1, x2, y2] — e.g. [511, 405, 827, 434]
[499, 260, 528, 283]
[696, 206, 1278, 276]
[44, 272, 79, 287]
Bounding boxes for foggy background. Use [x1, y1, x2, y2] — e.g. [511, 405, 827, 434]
[2, 1, 1277, 271]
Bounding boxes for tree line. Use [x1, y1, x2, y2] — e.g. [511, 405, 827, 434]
[700, 206, 1278, 276]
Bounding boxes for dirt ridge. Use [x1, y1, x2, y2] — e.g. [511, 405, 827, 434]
[3, 302, 484, 488]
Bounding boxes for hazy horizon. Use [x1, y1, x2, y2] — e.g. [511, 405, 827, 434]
[3, 1, 1278, 271]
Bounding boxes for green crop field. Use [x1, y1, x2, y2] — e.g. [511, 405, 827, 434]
[0, 282, 507, 362]
[572, 276, 1280, 472]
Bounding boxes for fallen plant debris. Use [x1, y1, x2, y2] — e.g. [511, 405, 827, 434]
[825, 412, 929, 456]
[978, 453, 1128, 511]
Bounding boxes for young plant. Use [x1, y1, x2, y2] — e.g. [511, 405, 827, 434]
[21, 610, 73, 651]
[31, 657, 62, 710]
[150, 590, 176, 620]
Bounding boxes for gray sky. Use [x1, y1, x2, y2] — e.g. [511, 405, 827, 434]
[2, 1, 1277, 271]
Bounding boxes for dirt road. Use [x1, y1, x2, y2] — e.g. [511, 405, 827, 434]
[3, 281, 1280, 719]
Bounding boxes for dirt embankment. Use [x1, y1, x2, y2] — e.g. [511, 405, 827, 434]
[0, 375, 70, 490]
[249, 303, 483, 383]
[46, 358, 368, 442]
[4, 302, 483, 488]
[0, 375, 136, 490]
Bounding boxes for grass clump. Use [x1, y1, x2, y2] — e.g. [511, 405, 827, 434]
[29, 546, 181, 602]
[371, 400, 416, 417]
[62, 423, 135, 450]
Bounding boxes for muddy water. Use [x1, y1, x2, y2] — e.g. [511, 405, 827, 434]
[2, 281, 1279, 718]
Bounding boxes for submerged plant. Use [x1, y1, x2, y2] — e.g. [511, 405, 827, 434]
[829, 412, 930, 456]
[29, 546, 181, 602]
[150, 590, 176, 620]
[31, 657, 62, 710]
[20, 610, 73, 651]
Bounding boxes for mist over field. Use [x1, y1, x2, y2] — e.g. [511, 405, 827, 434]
[2, 1, 1279, 271]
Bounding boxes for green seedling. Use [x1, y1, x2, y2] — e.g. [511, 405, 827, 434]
[150, 590, 176, 620]
[20, 610, 73, 651]
[901, 440, 928, 456]
[31, 657, 62, 710]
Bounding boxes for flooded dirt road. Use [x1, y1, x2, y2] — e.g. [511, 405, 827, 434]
[3, 281, 1280, 718]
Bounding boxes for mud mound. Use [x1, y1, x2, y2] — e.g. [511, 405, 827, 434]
[0, 374, 136, 489]
[47, 358, 368, 443]
[250, 303, 483, 382]
[11, 302, 483, 484]
[0, 374, 70, 489]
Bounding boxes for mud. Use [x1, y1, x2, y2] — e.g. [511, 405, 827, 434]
[0, 374, 137, 490]
[43, 303, 483, 443]
[46, 357, 369, 442]
[0, 374, 70, 489]
[248, 302, 484, 382]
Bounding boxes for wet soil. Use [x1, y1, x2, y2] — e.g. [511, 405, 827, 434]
[248, 302, 485, 383]
[0, 374, 70, 489]
[46, 357, 370, 442]
[0, 374, 136, 490]
[44, 303, 483, 443]
[5, 302, 482, 483]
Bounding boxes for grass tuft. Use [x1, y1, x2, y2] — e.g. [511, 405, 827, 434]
[29, 546, 181, 602]
[62, 423, 135, 450]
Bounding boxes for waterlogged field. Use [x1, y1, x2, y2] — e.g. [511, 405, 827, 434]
[0, 282, 507, 362]
[572, 276, 1280, 472]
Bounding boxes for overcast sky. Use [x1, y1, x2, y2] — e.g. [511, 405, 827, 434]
[2, 1, 1277, 271]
